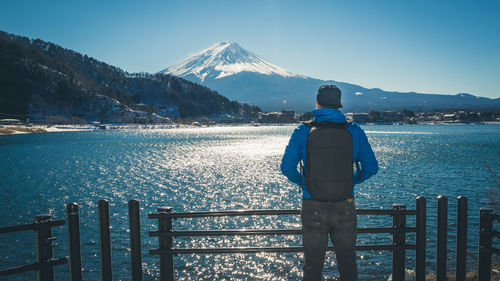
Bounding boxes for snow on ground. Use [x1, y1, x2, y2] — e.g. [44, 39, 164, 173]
[0, 125, 97, 135]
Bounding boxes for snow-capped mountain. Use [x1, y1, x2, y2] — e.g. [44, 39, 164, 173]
[160, 42, 500, 113]
[158, 42, 300, 82]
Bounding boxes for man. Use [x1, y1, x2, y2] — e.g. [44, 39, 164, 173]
[281, 85, 378, 281]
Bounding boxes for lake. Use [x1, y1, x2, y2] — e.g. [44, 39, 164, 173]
[1, 124, 499, 280]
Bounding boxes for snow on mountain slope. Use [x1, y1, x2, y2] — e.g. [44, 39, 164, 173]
[158, 42, 500, 113]
[158, 42, 300, 81]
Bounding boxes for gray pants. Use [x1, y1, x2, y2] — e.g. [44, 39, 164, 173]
[301, 199, 358, 281]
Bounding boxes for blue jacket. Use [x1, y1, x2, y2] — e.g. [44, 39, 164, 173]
[280, 108, 379, 198]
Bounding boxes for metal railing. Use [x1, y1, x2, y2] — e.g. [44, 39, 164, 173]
[147, 197, 427, 281]
[435, 196, 470, 281]
[478, 208, 500, 281]
[0, 214, 67, 280]
[1, 195, 497, 281]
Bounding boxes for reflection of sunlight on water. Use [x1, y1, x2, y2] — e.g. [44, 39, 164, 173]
[365, 131, 435, 135]
[2, 125, 500, 280]
[217, 136, 287, 156]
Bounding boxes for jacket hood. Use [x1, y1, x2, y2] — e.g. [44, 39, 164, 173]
[312, 108, 346, 123]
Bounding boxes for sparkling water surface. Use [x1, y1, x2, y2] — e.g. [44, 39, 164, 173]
[1, 124, 499, 280]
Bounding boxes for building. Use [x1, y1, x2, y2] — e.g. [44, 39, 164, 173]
[259, 110, 297, 123]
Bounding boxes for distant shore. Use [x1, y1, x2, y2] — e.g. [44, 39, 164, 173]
[0, 125, 92, 135]
[0, 124, 193, 135]
[1, 122, 500, 136]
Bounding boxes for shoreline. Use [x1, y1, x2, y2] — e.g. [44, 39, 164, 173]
[1, 122, 499, 136]
[0, 125, 94, 135]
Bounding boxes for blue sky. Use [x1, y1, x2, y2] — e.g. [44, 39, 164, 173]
[1, 0, 499, 98]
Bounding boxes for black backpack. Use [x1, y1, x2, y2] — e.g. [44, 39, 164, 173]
[302, 120, 359, 201]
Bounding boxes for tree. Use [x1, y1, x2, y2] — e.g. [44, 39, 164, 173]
[402, 109, 415, 117]
[369, 110, 382, 122]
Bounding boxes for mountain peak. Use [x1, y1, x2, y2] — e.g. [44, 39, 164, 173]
[158, 42, 299, 81]
[216, 41, 237, 46]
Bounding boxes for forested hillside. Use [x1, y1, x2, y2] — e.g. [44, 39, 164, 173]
[0, 31, 260, 122]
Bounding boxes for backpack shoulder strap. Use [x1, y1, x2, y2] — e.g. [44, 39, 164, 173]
[319, 121, 350, 129]
[303, 120, 351, 129]
[302, 120, 317, 128]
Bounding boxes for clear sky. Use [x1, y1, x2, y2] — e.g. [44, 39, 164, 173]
[1, 0, 499, 98]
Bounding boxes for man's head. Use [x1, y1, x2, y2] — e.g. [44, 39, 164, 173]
[316, 85, 342, 109]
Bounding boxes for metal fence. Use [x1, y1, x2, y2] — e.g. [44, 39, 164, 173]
[478, 208, 500, 281]
[148, 198, 425, 281]
[0, 215, 67, 280]
[0, 196, 497, 281]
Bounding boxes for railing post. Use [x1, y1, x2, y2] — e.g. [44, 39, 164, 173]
[478, 208, 493, 281]
[415, 197, 426, 281]
[456, 196, 467, 281]
[392, 204, 406, 281]
[35, 214, 54, 281]
[66, 203, 83, 281]
[158, 207, 174, 281]
[98, 200, 113, 281]
[436, 195, 448, 281]
[128, 199, 143, 281]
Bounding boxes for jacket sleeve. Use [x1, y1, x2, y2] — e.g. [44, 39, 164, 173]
[353, 126, 378, 185]
[280, 125, 307, 186]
